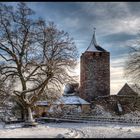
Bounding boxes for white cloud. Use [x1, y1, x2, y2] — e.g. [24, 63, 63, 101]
[110, 55, 133, 94]
[111, 54, 128, 67]
[110, 66, 127, 95]
[78, 2, 140, 36]
[63, 17, 80, 28]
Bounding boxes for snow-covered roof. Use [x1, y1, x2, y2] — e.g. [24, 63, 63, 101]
[54, 95, 90, 105]
[36, 95, 90, 106]
[86, 29, 106, 52]
[36, 101, 48, 106]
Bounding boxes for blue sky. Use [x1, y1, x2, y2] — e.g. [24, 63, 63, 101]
[5, 2, 140, 94]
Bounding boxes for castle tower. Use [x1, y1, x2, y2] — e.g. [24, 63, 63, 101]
[80, 29, 110, 102]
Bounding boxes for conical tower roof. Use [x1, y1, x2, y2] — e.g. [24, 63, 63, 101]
[117, 83, 138, 96]
[86, 28, 106, 52]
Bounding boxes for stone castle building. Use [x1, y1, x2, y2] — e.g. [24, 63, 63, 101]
[34, 29, 140, 117]
[79, 29, 110, 102]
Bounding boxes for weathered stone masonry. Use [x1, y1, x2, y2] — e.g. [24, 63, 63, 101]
[79, 30, 110, 102]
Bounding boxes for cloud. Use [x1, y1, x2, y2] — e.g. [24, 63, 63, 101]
[110, 66, 126, 94]
[78, 2, 140, 36]
[102, 32, 137, 43]
[63, 17, 80, 28]
[24, 2, 140, 56]
[110, 55, 134, 94]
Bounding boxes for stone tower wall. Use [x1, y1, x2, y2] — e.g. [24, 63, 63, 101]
[80, 51, 110, 102]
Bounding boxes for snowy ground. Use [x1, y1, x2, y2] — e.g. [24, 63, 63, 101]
[0, 122, 140, 138]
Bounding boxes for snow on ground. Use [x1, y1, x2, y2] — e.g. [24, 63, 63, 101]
[92, 104, 114, 117]
[0, 123, 70, 138]
[1, 104, 140, 138]
[0, 122, 140, 138]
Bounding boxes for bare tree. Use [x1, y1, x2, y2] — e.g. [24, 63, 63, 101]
[124, 45, 140, 83]
[0, 2, 78, 125]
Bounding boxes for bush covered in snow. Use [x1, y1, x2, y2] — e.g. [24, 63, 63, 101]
[91, 104, 115, 117]
[91, 104, 140, 119]
[122, 111, 140, 119]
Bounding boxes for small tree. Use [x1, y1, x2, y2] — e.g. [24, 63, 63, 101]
[0, 74, 14, 106]
[0, 2, 78, 125]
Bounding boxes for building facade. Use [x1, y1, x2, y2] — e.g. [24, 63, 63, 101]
[79, 29, 110, 102]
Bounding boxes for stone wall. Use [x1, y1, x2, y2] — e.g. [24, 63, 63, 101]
[92, 95, 140, 115]
[80, 51, 110, 102]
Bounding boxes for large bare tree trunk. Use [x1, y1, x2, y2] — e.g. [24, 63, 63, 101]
[24, 106, 37, 127]
[27, 107, 35, 123]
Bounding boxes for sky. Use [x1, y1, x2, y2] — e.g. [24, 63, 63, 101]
[4, 2, 140, 94]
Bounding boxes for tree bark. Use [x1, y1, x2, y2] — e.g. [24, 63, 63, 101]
[23, 106, 37, 127]
[26, 106, 35, 123]
[23, 108, 27, 121]
[21, 110, 24, 121]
